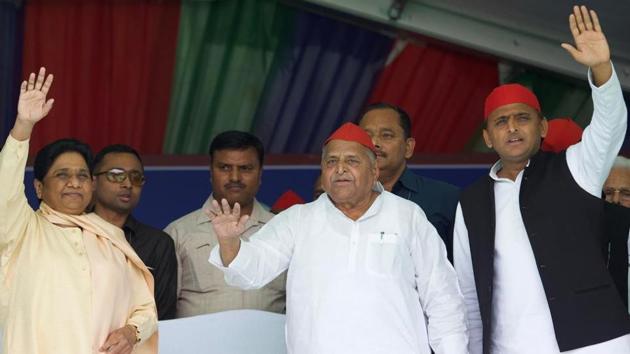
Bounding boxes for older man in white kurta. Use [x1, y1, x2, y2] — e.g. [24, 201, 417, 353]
[208, 123, 468, 354]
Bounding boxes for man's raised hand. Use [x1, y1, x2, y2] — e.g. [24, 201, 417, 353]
[561, 6, 612, 85]
[206, 198, 249, 241]
[206, 199, 249, 266]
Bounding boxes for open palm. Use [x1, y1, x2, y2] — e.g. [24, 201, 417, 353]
[562, 6, 610, 68]
[17, 67, 54, 125]
[208, 199, 249, 241]
[571, 31, 610, 67]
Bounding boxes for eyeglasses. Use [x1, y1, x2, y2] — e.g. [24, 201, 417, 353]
[94, 168, 145, 187]
[603, 187, 630, 200]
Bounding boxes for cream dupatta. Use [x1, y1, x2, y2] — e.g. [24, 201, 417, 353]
[38, 202, 158, 354]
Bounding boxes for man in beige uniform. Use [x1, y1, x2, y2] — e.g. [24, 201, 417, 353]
[165, 131, 286, 317]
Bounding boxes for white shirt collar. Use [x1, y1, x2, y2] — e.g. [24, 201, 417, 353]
[489, 159, 531, 181]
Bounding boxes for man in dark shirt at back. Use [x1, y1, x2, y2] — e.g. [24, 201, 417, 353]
[359, 103, 459, 261]
[93, 144, 178, 320]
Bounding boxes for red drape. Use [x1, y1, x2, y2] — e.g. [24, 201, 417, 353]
[368, 41, 499, 153]
[22, 0, 180, 155]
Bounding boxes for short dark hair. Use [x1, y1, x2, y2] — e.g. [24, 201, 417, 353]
[92, 144, 144, 173]
[34, 138, 93, 181]
[208, 131, 265, 166]
[361, 102, 412, 139]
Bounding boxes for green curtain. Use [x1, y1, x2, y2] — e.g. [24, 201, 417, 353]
[511, 70, 593, 126]
[164, 0, 292, 153]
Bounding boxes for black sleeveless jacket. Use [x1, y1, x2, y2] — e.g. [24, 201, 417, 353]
[605, 202, 630, 310]
[459, 151, 630, 353]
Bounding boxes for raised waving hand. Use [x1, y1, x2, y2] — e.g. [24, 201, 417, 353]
[12, 67, 54, 141]
[561, 6, 612, 86]
[206, 198, 250, 266]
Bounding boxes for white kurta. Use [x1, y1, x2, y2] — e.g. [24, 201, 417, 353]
[209, 187, 468, 354]
[454, 67, 630, 354]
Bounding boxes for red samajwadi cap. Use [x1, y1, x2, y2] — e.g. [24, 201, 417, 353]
[323, 122, 377, 154]
[541, 118, 583, 153]
[484, 83, 541, 119]
[271, 189, 305, 213]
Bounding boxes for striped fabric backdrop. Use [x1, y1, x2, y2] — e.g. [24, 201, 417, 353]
[1, 0, 628, 156]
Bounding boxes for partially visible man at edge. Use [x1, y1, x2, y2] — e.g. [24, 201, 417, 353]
[359, 103, 459, 261]
[454, 6, 630, 354]
[206, 122, 468, 354]
[604, 156, 630, 311]
[165, 131, 286, 317]
[605, 156, 630, 208]
[92, 144, 178, 320]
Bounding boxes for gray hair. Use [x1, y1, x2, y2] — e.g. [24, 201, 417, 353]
[612, 155, 630, 170]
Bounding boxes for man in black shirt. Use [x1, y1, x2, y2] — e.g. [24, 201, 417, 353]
[359, 103, 459, 261]
[93, 144, 178, 320]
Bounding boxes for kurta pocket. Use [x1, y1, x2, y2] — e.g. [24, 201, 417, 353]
[366, 232, 401, 277]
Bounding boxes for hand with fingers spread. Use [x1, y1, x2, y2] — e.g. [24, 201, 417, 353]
[561, 5, 612, 86]
[11, 67, 55, 141]
[207, 198, 250, 240]
[206, 198, 249, 265]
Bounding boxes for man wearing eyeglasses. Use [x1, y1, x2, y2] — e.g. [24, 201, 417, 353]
[604, 156, 630, 312]
[92, 144, 178, 320]
[604, 156, 630, 208]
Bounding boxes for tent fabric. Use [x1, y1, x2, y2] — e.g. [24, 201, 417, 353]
[0, 0, 625, 154]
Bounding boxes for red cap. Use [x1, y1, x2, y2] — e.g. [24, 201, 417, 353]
[324, 122, 377, 154]
[541, 118, 583, 153]
[271, 190, 305, 213]
[484, 83, 541, 119]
